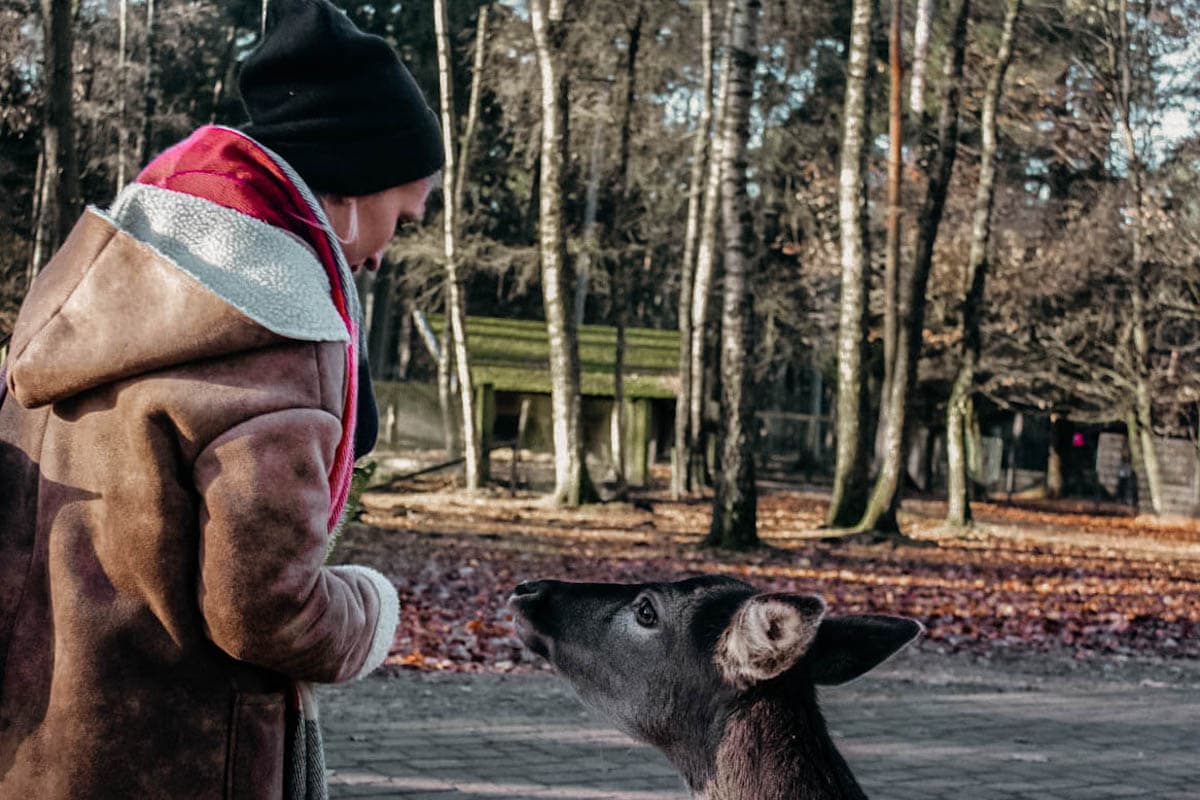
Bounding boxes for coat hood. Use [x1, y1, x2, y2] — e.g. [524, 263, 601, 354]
[5, 126, 357, 410]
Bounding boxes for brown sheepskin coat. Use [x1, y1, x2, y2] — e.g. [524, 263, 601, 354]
[0, 175, 398, 798]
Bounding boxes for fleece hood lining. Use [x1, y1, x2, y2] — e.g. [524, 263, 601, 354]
[104, 183, 350, 345]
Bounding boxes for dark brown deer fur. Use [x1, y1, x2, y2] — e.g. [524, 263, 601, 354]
[509, 575, 921, 799]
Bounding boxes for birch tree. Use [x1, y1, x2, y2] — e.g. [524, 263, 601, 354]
[689, 0, 734, 488]
[825, 0, 875, 528]
[705, 0, 761, 550]
[909, 0, 935, 117]
[882, 0, 903, 417]
[455, 4, 489, 220]
[672, 0, 714, 499]
[434, 0, 484, 488]
[530, 0, 593, 506]
[608, 4, 644, 494]
[856, 0, 970, 536]
[946, 0, 1022, 527]
[1108, 0, 1164, 514]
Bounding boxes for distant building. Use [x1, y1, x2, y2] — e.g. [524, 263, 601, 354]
[373, 314, 678, 485]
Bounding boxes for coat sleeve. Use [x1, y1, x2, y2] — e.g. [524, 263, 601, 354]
[192, 407, 399, 683]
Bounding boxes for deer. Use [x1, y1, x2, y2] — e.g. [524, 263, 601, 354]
[508, 575, 922, 800]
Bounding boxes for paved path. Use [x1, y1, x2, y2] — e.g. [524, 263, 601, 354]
[317, 654, 1199, 800]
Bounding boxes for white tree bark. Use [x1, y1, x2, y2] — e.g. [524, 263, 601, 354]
[706, 0, 761, 549]
[946, 0, 1021, 527]
[689, 0, 736, 477]
[673, 0, 714, 498]
[825, 0, 875, 528]
[531, 0, 590, 505]
[434, 0, 484, 488]
[910, 0, 935, 117]
[857, 0, 970, 536]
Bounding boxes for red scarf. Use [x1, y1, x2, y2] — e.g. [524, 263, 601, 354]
[137, 126, 358, 532]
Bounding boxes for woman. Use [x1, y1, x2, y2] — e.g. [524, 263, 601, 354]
[0, 1, 441, 797]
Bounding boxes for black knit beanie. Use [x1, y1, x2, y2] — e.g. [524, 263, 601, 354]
[238, 0, 444, 196]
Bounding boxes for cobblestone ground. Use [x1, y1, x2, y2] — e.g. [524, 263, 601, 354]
[317, 652, 1200, 800]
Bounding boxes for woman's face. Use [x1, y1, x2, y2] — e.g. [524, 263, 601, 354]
[323, 175, 434, 271]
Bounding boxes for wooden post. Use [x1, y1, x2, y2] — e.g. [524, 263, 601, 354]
[474, 382, 496, 484]
[623, 397, 651, 486]
[512, 396, 532, 495]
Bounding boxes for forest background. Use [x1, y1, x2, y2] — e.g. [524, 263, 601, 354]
[2, 0, 1200, 548]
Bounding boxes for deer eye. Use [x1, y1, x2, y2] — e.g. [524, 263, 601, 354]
[634, 597, 658, 628]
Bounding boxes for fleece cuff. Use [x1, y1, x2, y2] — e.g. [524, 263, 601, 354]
[330, 564, 400, 680]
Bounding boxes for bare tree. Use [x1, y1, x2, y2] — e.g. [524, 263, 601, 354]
[1108, 0, 1163, 513]
[434, 0, 484, 488]
[574, 113, 605, 328]
[825, 0, 875, 528]
[455, 4, 489, 220]
[857, 0, 970, 536]
[705, 0, 761, 550]
[882, 0, 903, 417]
[672, 0, 714, 499]
[608, 4, 645, 495]
[946, 0, 1022, 528]
[530, 0, 593, 505]
[689, 0, 735, 487]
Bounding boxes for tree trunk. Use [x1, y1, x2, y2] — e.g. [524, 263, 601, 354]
[690, 0, 735, 487]
[454, 4, 489, 219]
[882, 0, 902, 409]
[705, 0, 760, 550]
[138, 0, 157, 167]
[946, 389, 973, 524]
[945, 0, 1020, 528]
[609, 5, 644, 494]
[34, 0, 81, 276]
[1134, 366, 1164, 513]
[368, 263, 397, 377]
[825, 0, 875, 528]
[27, 149, 45, 288]
[1111, 0, 1162, 515]
[1045, 415, 1065, 498]
[396, 289, 413, 380]
[437, 313, 456, 454]
[673, 0, 714, 498]
[574, 115, 605, 328]
[117, 0, 128, 191]
[909, 0, 935, 117]
[531, 0, 593, 506]
[858, 0, 970, 536]
[1125, 408, 1144, 508]
[435, 0, 483, 489]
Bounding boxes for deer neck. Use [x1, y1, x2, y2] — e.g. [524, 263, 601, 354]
[692, 686, 868, 800]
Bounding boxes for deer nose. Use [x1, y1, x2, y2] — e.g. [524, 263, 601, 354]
[513, 580, 550, 599]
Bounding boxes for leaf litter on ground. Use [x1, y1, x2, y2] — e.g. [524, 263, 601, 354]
[327, 476, 1200, 674]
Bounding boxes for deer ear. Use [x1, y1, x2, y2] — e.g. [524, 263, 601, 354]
[807, 615, 923, 686]
[716, 594, 826, 688]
